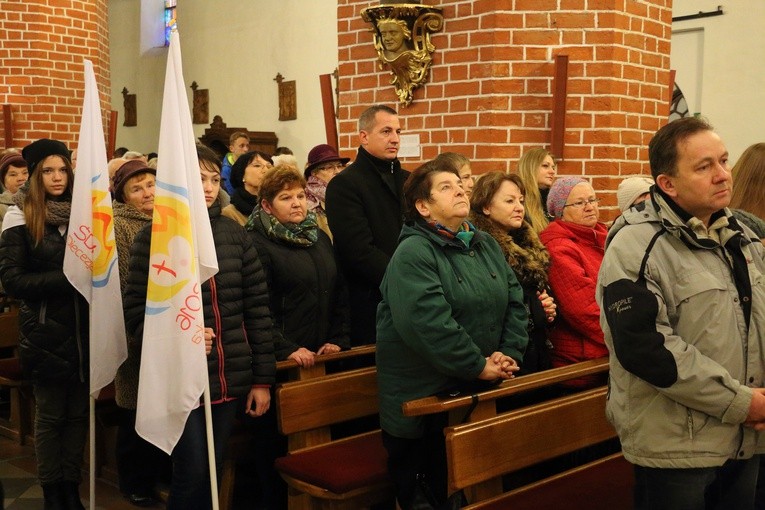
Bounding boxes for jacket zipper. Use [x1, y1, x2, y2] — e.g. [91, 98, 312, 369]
[687, 408, 693, 440]
[209, 277, 227, 400]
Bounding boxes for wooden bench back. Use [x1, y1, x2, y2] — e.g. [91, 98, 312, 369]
[0, 297, 19, 350]
[445, 386, 614, 493]
[276, 366, 378, 436]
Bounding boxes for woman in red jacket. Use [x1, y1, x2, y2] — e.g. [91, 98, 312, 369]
[539, 177, 608, 388]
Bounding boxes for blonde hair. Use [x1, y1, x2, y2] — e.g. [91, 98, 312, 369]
[730, 142, 765, 220]
[516, 148, 554, 234]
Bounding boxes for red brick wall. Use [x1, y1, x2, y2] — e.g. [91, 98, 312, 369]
[0, 0, 110, 151]
[337, 0, 672, 221]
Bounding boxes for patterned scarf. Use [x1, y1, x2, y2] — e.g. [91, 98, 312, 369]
[427, 220, 475, 248]
[305, 175, 327, 212]
[13, 184, 71, 226]
[245, 205, 319, 247]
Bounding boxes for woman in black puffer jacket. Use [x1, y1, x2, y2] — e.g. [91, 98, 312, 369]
[0, 139, 89, 510]
[247, 166, 350, 364]
[123, 145, 276, 510]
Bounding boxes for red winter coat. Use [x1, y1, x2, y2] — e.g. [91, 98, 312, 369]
[540, 220, 608, 388]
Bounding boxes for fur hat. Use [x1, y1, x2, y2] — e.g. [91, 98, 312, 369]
[617, 176, 654, 212]
[0, 153, 26, 183]
[546, 176, 588, 219]
[304, 144, 349, 179]
[22, 139, 70, 175]
[112, 159, 155, 203]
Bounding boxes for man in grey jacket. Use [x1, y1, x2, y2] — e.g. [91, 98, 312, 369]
[597, 116, 765, 510]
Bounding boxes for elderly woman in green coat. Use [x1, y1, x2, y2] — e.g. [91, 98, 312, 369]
[376, 159, 529, 510]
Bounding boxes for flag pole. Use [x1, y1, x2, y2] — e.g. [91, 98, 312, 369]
[203, 379, 220, 510]
[89, 396, 95, 509]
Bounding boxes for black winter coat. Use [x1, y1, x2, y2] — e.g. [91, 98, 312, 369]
[325, 146, 408, 344]
[0, 222, 89, 384]
[123, 202, 276, 401]
[249, 225, 350, 361]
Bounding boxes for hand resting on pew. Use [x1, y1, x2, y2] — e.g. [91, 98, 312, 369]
[287, 343, 343, 368]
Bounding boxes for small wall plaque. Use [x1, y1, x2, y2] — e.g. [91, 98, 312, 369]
[122, 87, 137, 127]
[191, 81, 209, 124]
[274, 73, 297, 121]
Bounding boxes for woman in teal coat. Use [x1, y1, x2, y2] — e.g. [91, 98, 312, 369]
[376, 159, 529, 510]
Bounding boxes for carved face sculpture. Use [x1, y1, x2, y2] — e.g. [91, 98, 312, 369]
[378, 21, 409, 57]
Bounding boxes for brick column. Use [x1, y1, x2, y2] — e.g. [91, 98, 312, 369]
[0, 0, 110, 149]
[338, 0, 672, 221]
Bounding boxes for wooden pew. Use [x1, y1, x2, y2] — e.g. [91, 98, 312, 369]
[218, 345, 376, 510]
[273, 365, 393, 510]
[444, 386, 633, 509]
[0, 296, 33, 445]
[402, 357, 611, 501]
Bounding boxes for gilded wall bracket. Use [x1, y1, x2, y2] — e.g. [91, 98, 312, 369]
[361, 2, 444, 107]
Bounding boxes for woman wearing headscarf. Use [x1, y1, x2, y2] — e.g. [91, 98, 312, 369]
[0, 139, 88, 509]
[540, 177, 608, 388]
[376, 159, 528, 509]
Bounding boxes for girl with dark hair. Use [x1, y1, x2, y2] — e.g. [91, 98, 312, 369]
[221, 150, 274, 226]
[0, 139, 88, 509]
[123, 144, 275, 510]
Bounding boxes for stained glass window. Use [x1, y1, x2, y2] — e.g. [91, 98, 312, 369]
[164, 0, 177, 46]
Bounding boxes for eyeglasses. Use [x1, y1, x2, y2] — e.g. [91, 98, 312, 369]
[563, 197, 599, 209]
[248, 163, 272, 170]
[316, 162, 345, 172]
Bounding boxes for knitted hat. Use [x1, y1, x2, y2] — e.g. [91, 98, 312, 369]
[617, 176, 654, 212]
[547, 176, 588, 219]
[0, 153, 26, 183]
[22, 139, 70, 176]
[304, 144, 349, 179]
[112, 159, 156, 203]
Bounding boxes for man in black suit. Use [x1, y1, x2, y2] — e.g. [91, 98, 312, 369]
[326, 105, 409, 345]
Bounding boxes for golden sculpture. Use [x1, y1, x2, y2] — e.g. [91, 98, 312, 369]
[362, 2, 444, 107]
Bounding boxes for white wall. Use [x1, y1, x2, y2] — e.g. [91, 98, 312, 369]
[108, 0, 340, 167]
[671, 0, 765, 163]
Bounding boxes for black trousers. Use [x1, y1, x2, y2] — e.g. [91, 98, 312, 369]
[115, 407, 169, 495]
[382, 413, 449, 510]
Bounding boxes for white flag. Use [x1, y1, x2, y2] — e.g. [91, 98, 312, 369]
[64, 59, 127, 397]
[136, 30, 219, 454]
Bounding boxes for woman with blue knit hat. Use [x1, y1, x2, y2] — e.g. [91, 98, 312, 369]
[539, 176, 608, 389]
[0, 138, 89, 509]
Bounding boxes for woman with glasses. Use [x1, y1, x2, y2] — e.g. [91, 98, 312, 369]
[304, 144, 349, 239]
[221, 150, 273, 226]
[539, 177, 608, 389]
[377, 160, 528, 509]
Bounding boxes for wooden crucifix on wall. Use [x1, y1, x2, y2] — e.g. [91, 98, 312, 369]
[190, 81, 209, 124]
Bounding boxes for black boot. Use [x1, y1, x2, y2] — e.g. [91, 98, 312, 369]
[61, 481, 85, 510]
[41, 482, 66, 510]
